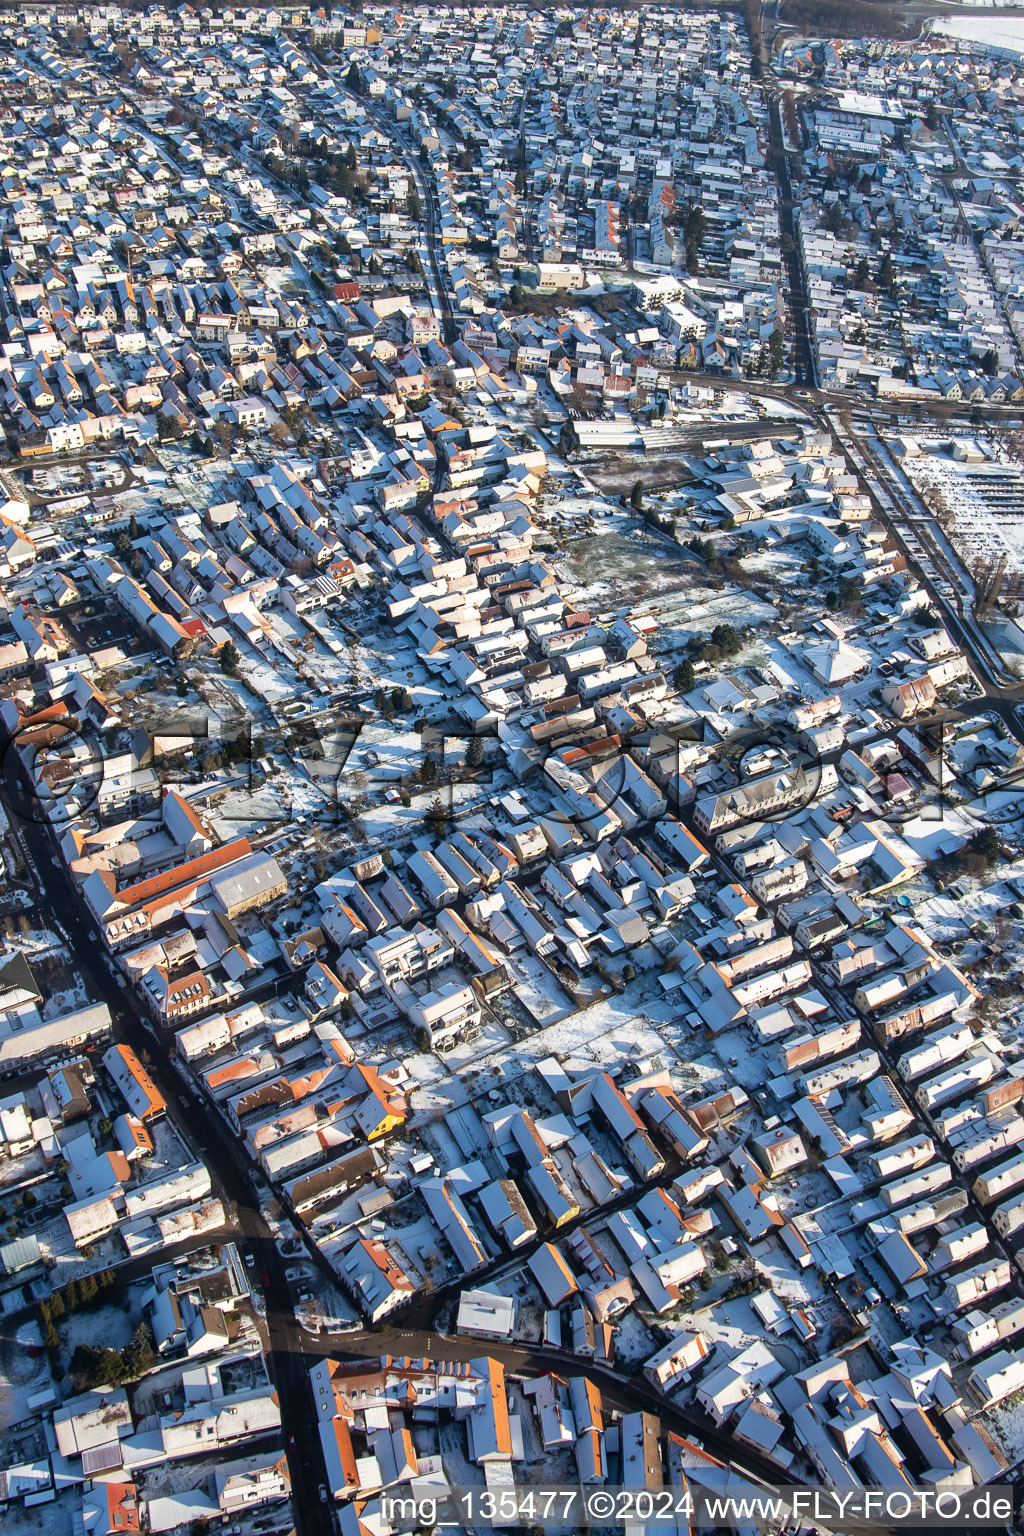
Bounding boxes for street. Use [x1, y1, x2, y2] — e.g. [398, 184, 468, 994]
[2, 756, 335, 1536]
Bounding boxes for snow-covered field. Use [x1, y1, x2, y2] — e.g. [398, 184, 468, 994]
[933, 15, 1024, 54]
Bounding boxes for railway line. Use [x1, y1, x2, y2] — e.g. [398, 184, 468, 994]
[840, 418, 1015, 695]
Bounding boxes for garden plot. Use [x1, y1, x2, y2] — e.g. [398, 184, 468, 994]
[475, 988, 680, 1072]
[400, 1049, 453, 1099]
[914, 877, 1019, 943]
[56, 1302, 135, 1375]
[543, 492, 625, 524]
[563, 521, 698, 606]
[437, 1018, 513, 1071]
[346, 720, 424, 781]
[984, 1398, 1024, 1464]
[32, 1210, 124, 1286]
[40, 979, 89, 1018]
[355, 782, 492, 841]
[0, 921, 65, 956]
[614, 1310, 659, 1365]
[209, 783, 292, 838]
[506, 953, 574, 1025]
[566, 526, 778, 639]
[710, 1025, 776, 1091]
[972, 780, 1024, 825]
[585, 459, 699, 495]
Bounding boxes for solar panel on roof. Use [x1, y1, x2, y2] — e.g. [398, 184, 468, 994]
[81, 1442, 123, 1475]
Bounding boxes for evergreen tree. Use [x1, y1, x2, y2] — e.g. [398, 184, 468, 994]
[766, 329, 785, 380]
[219, 640, 240, 676]
[425, 796, 449, 832]
[125, 1321, 156, 1378]
[673, 659, 695, 692]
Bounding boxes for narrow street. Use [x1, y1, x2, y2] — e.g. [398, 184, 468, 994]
[766, 94, 817, 388]
[2, 755, 334, 1536]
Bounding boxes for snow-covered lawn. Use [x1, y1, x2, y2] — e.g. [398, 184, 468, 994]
[0, 1319, 49, 1432]
[465, 987, 680, 1074]
[509, 953, 574, 1025]
[41, 982, 89, 1019]
[986, 1395, 1024, 1462]
[56, 1303, 135, 1370]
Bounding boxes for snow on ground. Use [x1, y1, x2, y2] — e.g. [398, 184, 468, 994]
[57, 1303, 135, 1366]
[614, 1309, 658, 1365]
[912, 893, 974, 940]
[545, 493, 623, 523]
[972, 783, 1024, 824]
[0, 1491, 74, 1536]
[348, 721, 424, 779]
[209, 784, 288, 839]
[0, 1319, 48, 1432]
[898, 805, 975, 860]
[297, 1273, 360, 1333]
[235, 651, 294, 707]
[437, 1018, 513, 1071]
[758, 398, 810, 419]
[389, 1213, 451, 1289]
[400, 1049, 452, 1092]
[41, 982, 88, 1018]
[665, 1293, 805, 1372]
[562, 522, 778, 641]
[355, 782, 492, 840]
[986, 1396, 1024, 1462]
[914, 875, 1019, 943]
[508, 952, 574, 1024]
[472, 987, 679, 1073]
[932, 15, 1024, 55]
[1, 926, 64, 955]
